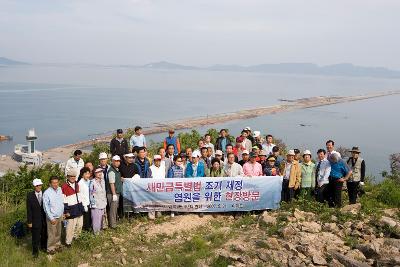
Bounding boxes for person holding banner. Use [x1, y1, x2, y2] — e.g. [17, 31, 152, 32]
[185, 151, 207, 177]
[209, 158, 224, 177]
[134, 147, 152, 178]
[224, 153, 244, 177]
[243, 152, 263, 177]
[150, 155, 166, 179]
[281, 150, 301, 202]
[167, 155, 185, 178]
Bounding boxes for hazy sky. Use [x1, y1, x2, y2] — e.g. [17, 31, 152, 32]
[1, 0, 399, 69]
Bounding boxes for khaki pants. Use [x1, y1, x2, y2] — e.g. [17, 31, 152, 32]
[65, 216, 83, 245]
[46, 217, 62, 252]
[107, 193, 119, 228]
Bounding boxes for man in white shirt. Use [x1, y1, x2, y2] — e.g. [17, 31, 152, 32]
[223, 153, 244, 177]
[130, 126, 147, 149]
[262, 134, 276, 155]
[65, 150, 84, 177]
[150, 155, 166, 179]
[315, 149, 331, 203]
[204, 134, 215, 156]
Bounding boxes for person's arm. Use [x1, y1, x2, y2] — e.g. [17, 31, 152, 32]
[238, 165, 244, 177]
[167, 167, 173, 178]
[129, 136, 134, 148]
[163, 139, 167, 150]
[311, 165, 316, 188]
[26, 194, 32, 227]
[124, 139, 129, 154]
[295, 164, 302, 189]
[62, 186, 70, 218]
[108, 171, 118, 201]
[177, 138, 181, 153]
[361, 160, 366, 182]
[143, 136, 147, 148]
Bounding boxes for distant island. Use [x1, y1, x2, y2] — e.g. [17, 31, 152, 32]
[1, 56, 400, 79]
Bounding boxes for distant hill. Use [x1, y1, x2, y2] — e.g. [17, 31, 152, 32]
[0, 57, 29, 66]
[139, 61, 400, 79]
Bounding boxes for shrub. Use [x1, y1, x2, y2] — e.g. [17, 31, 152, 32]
[376, 179, 400, 207]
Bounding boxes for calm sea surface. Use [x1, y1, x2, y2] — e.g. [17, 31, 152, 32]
[1, 65, 399, 179]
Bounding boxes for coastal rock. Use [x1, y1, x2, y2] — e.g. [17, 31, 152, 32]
[323, 223, 339, 233]
[341, 203, 361, 215]
[379, 216, 398, 228]
[77, 264, 89, 267]
[261, 211, 277, 225]
[384, 238, 400, 249]
[266, 237, 280, 250]
[345, 249, 366, 261]
[282, 225, 297, 238]
[301, 221, 321, 233]
[93, 253, 102, 259]
[355, 243, 380, 258]
[111, 236, 123, 245]
[312, 254, 327, 265]
[293, 209, 315, 221]
[329, 250, 370, 267]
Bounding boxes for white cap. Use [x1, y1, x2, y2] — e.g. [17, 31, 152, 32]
[242, 150, 249, 155]
[66, 168, 78, 177]
[112, 155, 121, 161]
[32, 178, 43, 187]
[303, 150, 312, 156]
[124, 153, 134, 158]
[192, 151, 200, 158]
[253, 131, 261, 138]
[99, 152, 108, 160]
[244, 127, 251, 131]
[215, 150, 223, 156]
[287, 150, 295, 156]
[153, 155, 161, 160]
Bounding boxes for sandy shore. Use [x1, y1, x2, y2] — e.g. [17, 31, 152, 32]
[0, 90, 399, 174]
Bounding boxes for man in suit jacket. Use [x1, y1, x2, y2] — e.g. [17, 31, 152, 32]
[26, 178, 47, 257]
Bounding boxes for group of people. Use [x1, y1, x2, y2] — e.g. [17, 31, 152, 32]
[26, 127, 366, 257]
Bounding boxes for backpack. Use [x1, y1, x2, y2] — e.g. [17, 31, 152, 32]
[10, 220, 26, 239]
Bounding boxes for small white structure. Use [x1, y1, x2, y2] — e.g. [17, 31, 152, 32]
[13, 129, 43, 166]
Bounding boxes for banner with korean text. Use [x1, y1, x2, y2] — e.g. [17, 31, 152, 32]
[122, 176, 283, 212]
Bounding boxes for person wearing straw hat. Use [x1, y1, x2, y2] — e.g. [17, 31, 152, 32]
[346, 147, 366, 204]
[26, 178, 47, 258]
[300, 150, 316, 198]
[281, 150, 301, 202]
[263, 155, 280, 176]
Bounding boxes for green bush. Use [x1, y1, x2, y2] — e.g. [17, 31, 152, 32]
[0, 164, 64, 207]
[376, 179, 400, 207]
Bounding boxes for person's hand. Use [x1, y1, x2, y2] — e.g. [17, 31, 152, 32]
[64, 213, 70, 218]
[112, 195, 118, 202]
[360, 182, 365, 186]
[84, 206, 88, 212]
[51, 219, 57, 225]
[27, 223, 32, 228]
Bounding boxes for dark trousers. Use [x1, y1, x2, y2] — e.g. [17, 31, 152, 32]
[347, 181, 360, 204]
[281, 180, 294, 202]
[82, 207, 92, 231]
[328, 178, 343, 208]
[31, 225, 47, 256]
[316, 184, 329, 203]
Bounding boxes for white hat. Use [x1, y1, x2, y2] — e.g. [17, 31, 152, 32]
[242, 150, 249, 155]
[192, 151, 200, 158]
[153, 155, 162, 160]
[32, 178, 43, 187]
[253, 131, 261, 138]
[287, 150, 295, 156]
[303, 150, 312, 156]
[66, 168, 78, 177]
[99, 152, 108, 160]
[112, 155, 121, 161]
[244, 127, 251, 131]
[124, 153, 134, 158]
[215, 150, 223, 156]
[94, 167, 103, 173]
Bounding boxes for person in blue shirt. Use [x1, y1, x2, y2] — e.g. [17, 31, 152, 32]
[185, 151, 206, 177]
[130, 126, 147, 148]
[42, 176, 64, 254]
[328, 152, 352, 208]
